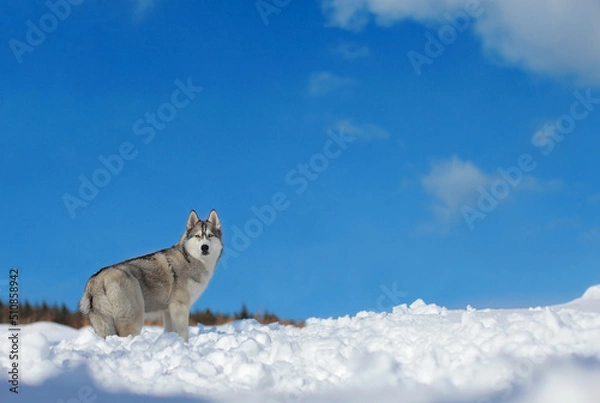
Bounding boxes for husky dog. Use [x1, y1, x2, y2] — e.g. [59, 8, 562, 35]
[79, 210, 222, 342]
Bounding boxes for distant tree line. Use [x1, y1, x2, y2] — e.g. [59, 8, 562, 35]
[0, 300, 301, 328]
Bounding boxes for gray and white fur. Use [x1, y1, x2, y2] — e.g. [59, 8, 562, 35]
[79, 209, 223, 342]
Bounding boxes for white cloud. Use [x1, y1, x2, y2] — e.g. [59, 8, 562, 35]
[308, 71, 355, 97]
[333, 41, 371, 60]
[331, 119, 390, 140]
[321, 0, 466, 30]
[475, 1, 600, 86]
[421, 156, 489, 225]
[420, 155, 560, 231]
[520, 177, 563, 193]
[531, 124, 559, 149]
[320, 0, 600, 86]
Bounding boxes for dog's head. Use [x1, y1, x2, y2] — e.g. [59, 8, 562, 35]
[181, 209, 223, 263]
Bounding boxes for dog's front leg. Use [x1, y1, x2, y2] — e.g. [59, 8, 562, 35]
[167, 302, 190, 342]
[163, 309, 174, 333]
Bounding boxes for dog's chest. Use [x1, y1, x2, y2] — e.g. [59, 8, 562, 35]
[185, 269, 214, 306]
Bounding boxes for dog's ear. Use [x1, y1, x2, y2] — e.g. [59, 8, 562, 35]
[186, 210, 200, 230]
[207, 209, 221, 229]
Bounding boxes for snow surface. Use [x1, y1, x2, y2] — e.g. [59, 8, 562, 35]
[2, 287, 600, 403]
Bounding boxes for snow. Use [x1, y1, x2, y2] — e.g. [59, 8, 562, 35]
[2, 287, 600, 402]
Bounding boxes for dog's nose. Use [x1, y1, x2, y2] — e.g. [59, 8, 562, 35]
[201, 244, 209, 253]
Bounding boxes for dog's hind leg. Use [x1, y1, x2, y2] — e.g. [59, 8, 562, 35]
[115, 315, 143, 337]
[97, 272, 144, 338]
[113, 285, 144, 338]
[88, 312, 117, 338]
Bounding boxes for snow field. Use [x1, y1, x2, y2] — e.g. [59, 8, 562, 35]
[1, 286, 600, 402]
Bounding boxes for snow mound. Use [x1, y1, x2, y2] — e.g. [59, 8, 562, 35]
[557, 285, 600, 313]
[1, 287, 600, 402]
[23, 321, 80, 342]
[582, 285, 600, 300]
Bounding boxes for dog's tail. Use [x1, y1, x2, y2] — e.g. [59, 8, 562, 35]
[79, 276, 119, 338]
[79, 281, 93, 316]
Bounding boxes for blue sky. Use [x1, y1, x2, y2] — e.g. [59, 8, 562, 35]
[1, 0, 599, 320]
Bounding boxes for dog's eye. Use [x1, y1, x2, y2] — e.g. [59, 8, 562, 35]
[194, 234, 201, 238]
[207, 234, 214, 238]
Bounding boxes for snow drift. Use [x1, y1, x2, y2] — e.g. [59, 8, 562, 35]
[2, 286, 600, 402]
